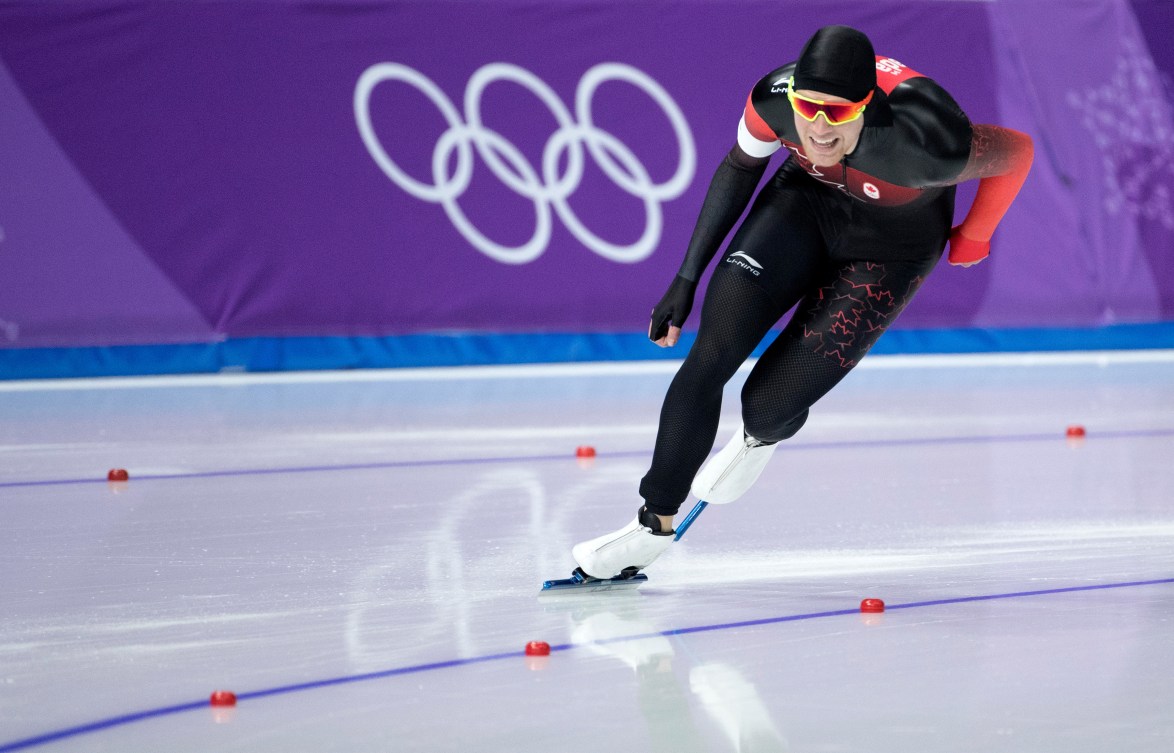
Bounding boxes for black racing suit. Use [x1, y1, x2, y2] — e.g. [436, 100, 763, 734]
[640, 57, 977, 516]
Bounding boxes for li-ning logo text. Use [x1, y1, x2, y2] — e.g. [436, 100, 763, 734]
[355, 62, 696, 264]
[725, 250, 763, 276]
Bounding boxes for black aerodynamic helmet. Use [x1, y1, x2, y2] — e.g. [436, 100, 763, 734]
[792, 25, 877, 102]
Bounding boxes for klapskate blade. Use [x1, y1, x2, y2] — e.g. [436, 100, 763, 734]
[540, 573, 648, 594]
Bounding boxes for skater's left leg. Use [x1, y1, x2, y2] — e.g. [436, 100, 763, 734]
[697, 256, 941, 503]
[748, 257, 940, 432]
[690, 344, 843, 505]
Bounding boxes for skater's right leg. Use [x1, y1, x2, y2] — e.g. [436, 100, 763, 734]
[572, 505, 675, 579]
[573, 274, 781, 579]
[638, 270, 783, 518]
[574, 174, 827, 577]
[638, 177, 830, 518]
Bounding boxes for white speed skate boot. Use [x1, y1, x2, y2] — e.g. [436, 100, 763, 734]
[572, 506, 675, 580]
[690, 423, 778, 504]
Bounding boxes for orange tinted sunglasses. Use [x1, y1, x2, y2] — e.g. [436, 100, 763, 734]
[787, 77, 873, 125]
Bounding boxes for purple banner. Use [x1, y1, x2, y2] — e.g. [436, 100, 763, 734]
[0, 0, 1172, 351]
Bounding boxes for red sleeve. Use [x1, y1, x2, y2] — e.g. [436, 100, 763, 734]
[743, 93, 778, 142]
[948, 124, 1034, 264]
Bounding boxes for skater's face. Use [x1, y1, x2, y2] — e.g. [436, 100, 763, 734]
[791, 87, 866, 167]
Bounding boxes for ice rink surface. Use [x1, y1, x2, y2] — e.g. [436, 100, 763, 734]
[2, 350, 1173, 752]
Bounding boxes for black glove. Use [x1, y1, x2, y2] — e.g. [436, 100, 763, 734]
[649, 274, 698, 342]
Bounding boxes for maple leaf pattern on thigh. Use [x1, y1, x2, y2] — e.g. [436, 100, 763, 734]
[798, 262, 925, 368]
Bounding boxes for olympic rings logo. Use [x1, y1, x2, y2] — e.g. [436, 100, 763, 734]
[354, 62, 696, 264]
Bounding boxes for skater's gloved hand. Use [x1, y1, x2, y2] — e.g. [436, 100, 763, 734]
[947, 226, 990, 267]
[649, 274, 697, 348]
